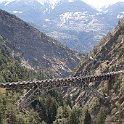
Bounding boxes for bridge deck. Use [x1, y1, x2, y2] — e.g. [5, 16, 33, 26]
[0, 70, 123, 89]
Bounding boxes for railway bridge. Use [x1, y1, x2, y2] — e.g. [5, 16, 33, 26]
[0, 67, 124, 111]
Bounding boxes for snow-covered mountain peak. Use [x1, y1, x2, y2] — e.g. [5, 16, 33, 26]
[0, 0, 59, 9]
[0, 0, 41, 5]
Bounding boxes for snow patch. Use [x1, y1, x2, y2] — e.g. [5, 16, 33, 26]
[103, 10, 108, 14]
[96, 12, 102, 15]
[4, 2, 11, 6]
[68, 0, 74, 2]
[117, 15, 123, 19]
[38, 0, 58, 9]
[12, 11, 23, 14]
[59, 12, 87, 26]
[1, 0, 15, 6]
[45, 19, 50, 22]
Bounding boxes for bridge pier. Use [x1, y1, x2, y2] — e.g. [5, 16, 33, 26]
[0, 69, 123, 111]
[107, 76, 115, 95]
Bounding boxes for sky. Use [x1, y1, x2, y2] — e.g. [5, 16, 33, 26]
[0, 0, 124, 9]
[82, 0, 124, 9]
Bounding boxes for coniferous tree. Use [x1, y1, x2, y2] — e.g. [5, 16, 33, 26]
[84, 109, 92, 124]
[96, 108, 106, 124]
[69, 108, 81, 124]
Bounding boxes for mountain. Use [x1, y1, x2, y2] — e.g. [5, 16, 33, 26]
[0, 0, 111, 53]
[0, 0, 49, 23]
[44, 0, 107, 53]
[0, 34, 48, 82]
[0, 9, 82, 78]
[49, 0, 96, 16]
[72, 17, 124, 121]
[48, 1, 124, 53]
[0, 0, 124, 53]
[103, 2, 124, 26]
[0, 7, 124, 123]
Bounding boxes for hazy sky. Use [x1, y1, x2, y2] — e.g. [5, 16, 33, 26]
[82, 0, 124, 9]
[0, 0, 124, 9]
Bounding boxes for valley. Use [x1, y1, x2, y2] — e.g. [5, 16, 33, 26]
[0, 0, 124, 124]
[0, 0, 124, 53]
[0, 9, 82, 78]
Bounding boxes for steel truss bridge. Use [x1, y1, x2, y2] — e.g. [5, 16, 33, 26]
[0, 66, 124, 111]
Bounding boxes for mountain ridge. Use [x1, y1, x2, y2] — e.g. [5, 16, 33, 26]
[71, 17, 124, 122]
[0, 0, 105, 53]
[0, 9, 82, 78]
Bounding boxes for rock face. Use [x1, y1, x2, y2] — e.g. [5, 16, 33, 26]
[74, 17, 124, 76]
[0, 9, 82, 78]
[72, 18, 124, 121]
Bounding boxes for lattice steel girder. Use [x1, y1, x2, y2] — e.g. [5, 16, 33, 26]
[0, 70, 123, 90]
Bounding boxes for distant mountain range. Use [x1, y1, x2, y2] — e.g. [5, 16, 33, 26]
[0, 0, 124, 53]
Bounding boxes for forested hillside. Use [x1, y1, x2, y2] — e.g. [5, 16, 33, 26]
[0, 35, 46, 123]
[0, 9, 82, 78]
[0, 35, 48, 83]
[0, 9, 82, 124]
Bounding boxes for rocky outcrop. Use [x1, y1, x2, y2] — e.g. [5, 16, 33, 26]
[74, 17, 124, 76]
[72, 17, 124, 122]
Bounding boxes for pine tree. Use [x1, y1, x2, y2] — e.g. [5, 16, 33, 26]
[96, 108, 106, 124]
[69, 108, 81, 124]
[84, 109, 92, 124]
